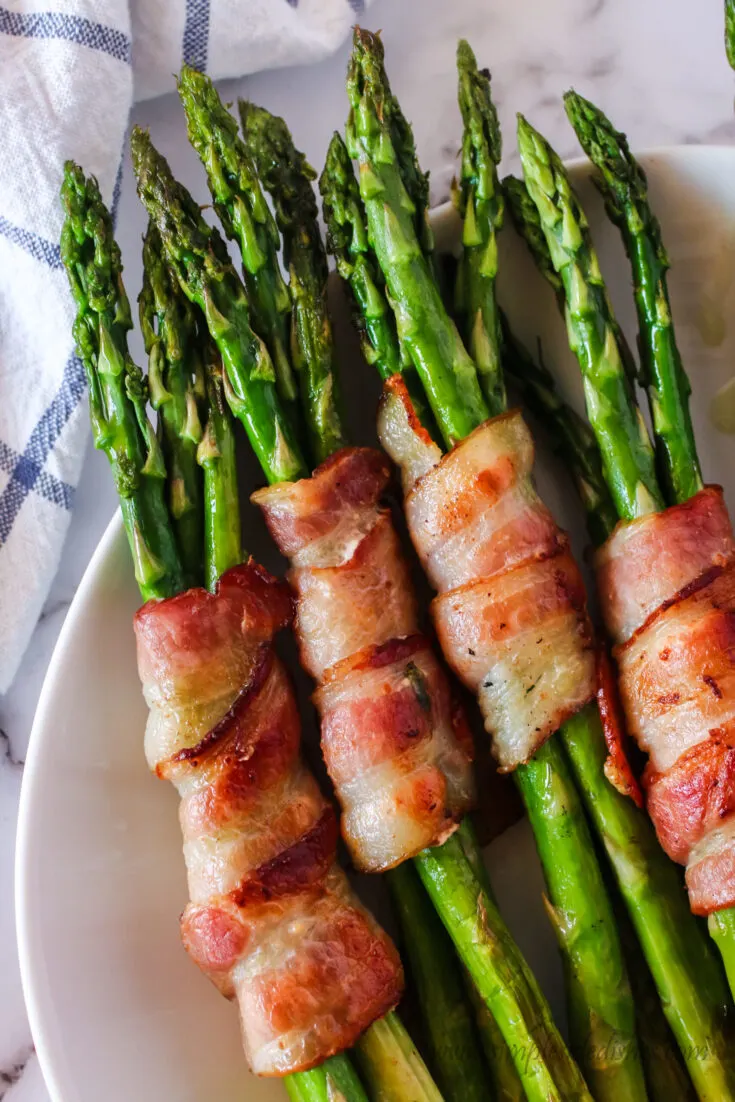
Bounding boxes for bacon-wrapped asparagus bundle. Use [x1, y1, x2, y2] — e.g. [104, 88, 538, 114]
[526, 92, 735, 961]
[514, 95, 735, 1092]
[136, 561, 402, 1074]
[339, 30, 648, 1102]
[132, 80, 592, 1101]
[60, 164, 419, 1095]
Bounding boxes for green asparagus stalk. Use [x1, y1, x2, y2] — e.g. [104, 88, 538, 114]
[517, 115, 664, 521]
[347, 30, 649, 1100]
[177, 67, 298, 412]
[196, 337, 243, 590]
[709, 910, 735, 998]
[727, 0, 735, 70]
[318, 131, 436, 433]
[285, 1057, 369, 1102]
[415, 831, 592, 1102]
[504, 173, 564, 298]
[346, 30, 489, 447]
[503, 172, 639, 388]
[562, 707, 735, 1102]
[355, 1012, 444, 1102]
[453, 821, 526, 1102]
[517, 732, 648, 1098]
[563, 91, 703, 504]
[517, 117, 735, 1097]
[500, 319, 620, 547]
[131, 128, 307, 486]
[139, 222, 204, 586]
[453, 40, 506, 415]
[239, 100, 346, 464]
[60, 163, 184, 600]
[386, 863, 489, 1102]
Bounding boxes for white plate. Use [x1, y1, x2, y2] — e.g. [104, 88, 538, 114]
[16, 147, 735, 1102]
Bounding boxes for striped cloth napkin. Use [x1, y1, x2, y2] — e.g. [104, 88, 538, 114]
[0, 0, 367, 692]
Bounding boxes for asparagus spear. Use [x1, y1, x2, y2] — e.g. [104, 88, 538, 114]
[504, 172, 639, 389]
[60, 163, 184, 600]
[517, 117, 735, 1101]
[196, 337, 242, 590]
[453, 821, 526, 1102]
[500, 320, 619, 546]
[131, 128, 307, 486]
[387, 863, 489, 1102]
[347, 30, 650, 1101]
[239, 100, 346, 464]
[454, 40, 506, 414]
[345, 31, 488, 447]
[285, 1058, 369, 1102]
[564, 91, 703, 504]
[516, 116, 665, 521]
[318, 130, 437, 435]
[727, 0, 735, 70]
[177, 67, 298, 412]
[139, 222, 204, 586]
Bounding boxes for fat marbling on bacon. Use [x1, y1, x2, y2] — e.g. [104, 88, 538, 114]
[595, 486, 735, 915]
[134, 562, 402, 1076]
[377, 377, 596, 772]
[252, 447, 475, 873]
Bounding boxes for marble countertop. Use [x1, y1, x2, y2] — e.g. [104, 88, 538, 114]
[2, 0, 734, 1096]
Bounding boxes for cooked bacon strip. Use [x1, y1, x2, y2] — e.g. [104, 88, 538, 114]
[596, 487, 735, 914]
[253, 448, 475, 872]
[135, 562, 402, 1075]
[378, 377, 595, 771]
[596, 486, 734, 645]
[596, 646, 644, 808]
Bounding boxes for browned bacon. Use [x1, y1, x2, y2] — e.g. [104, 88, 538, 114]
[135, 562, 403, 1075]
[377, 377, 595, 772]
[253, 449, 475, 872]
[595, 487, 735, 914]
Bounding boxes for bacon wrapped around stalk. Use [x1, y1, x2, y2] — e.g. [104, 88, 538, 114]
[61, 164, 408, 1096]
[596, 487, 735, 915]
[253, 447, 476, 871]
[378, 388, 596, 771]
[135, 563, 403, 1074]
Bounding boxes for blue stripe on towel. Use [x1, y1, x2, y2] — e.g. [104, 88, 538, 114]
[0, 215, 62, 270]
[0, 8, 131, 64]
[0, 350, 85, 540]
[0, 151, 125, 540]
[0, 441, 73, 511]
[183, 0, 210, 71]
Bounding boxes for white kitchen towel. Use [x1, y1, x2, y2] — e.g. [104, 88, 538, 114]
[0, 0, 368, 692]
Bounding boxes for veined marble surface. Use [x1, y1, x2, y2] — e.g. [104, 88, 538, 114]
[2, 0, 734, 1096]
